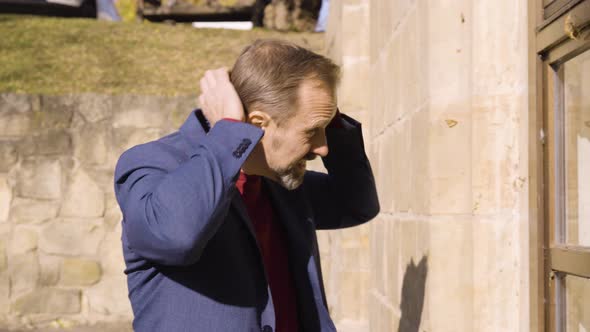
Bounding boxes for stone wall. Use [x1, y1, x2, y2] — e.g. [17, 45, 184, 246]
[0, 93, 195, 329]
[325, 0, 533, 331]
[0, 91, 374, 330]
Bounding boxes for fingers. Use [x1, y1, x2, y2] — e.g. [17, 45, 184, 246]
[197, 67, 245, 126]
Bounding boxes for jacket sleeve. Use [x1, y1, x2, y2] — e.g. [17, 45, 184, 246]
[303, 113, 380, 230]
[114, 120, 264, 266]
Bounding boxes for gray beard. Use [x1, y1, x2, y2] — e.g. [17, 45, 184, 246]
[276, 165, 305, 190]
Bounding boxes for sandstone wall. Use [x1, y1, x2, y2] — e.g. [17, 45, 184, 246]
[0, 93, 195, 329]
[324, 0, 533, 331]
[0, 91, 373, 330]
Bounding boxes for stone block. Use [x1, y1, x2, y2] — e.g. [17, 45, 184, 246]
[339, 57, 370, 111]
[0, 94, 38, 138]
[376, 129, 394, 213]
[86, 275, 132, 316]
[0, 271, 9, 315]
[84, 169, 115, 197]
[427, 102, 472, 214]
[104, 197, 123, 230]
[0, 176, 11, 223]
[0, 93, 36, 113]
[399, 7, 420, 117]
[12, 288, 81, 315]
[399, 219, 417, 273]
[369, 217, 388, 296]
[38, 253, 61, 286]
[76, 94, 113, 123]
[16, 158, 62, 199]
[60, 258, 101, 286]
[0, 141, 18, 172]
[393, 125, 411, 212]
[384, 218, 400, 305]
[342, 3, 370, 58]
[9, 198, 59, 224]
[382, 35, 401, 128]
[8, 252, 40, 297]
[428, 10, 472, 103]
[73, 123, 110, 166]
[60, 169, 105, 218]
[368, 292, 396, 332]
[98, 224, 125, 276]
[0, 111, 33, 137]
[110, 127, 167, 166]
[39, 219, 105, 256]
[0, 240, 6, 272]
[33, 129, 72, 155]
[8, 227, 38, 255]
[472, 216, 520, 331]
[336, 270, 368, 321]
[427, 217, 473, 332]
[37, 96, 74, 130]
[410, 109, 429, 214]
[471, 95, 522, 214]
[112, 95, 172, 129]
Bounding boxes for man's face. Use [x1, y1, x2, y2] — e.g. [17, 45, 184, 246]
[261, 80, 337, 190]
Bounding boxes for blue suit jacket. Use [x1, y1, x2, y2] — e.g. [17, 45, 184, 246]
[114, 110, 379, 332]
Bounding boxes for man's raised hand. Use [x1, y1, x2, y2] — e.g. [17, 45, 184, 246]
[198, 68, 245, 127]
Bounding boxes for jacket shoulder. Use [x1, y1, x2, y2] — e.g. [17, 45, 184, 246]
[114, 133, 188, 183]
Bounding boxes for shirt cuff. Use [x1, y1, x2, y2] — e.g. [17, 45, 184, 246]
[222, 118, 242, 123]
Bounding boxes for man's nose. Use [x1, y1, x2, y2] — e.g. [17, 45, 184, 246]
[312, 145, 329, 157]
[312, 133, 329, 157]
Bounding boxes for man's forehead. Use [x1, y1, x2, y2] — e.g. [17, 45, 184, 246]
[298, 81, 337, 120]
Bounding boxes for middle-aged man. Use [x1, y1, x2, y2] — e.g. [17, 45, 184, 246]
[114, 39, 379, 332]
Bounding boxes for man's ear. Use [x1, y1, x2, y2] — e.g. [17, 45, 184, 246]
[247, 110, 272, 129]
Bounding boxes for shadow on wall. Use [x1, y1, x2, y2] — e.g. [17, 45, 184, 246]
[398, 256, 428, 332]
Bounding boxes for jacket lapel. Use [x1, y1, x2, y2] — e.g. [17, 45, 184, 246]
[263, 179, 322, 332]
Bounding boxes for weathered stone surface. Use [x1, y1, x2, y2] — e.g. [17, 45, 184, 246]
[98, 224, 124, 276]
[0, 141, 18, 172]
[112, 95, 171, 129]
[0, 271, 9, 315]
[60, 258, 101, 286]
[111, 127, 167, 160]
[0, 240, 7, 271]
[60, 169, 105, 218]
[103, 198, 123, 230]
[12, 288, 81, 314]
[39, 219, 105, 256]
[9, 198, 60, 224]
[33, 129, 72, 155]
[73, 124, 110, 166]
[0, 93, 36, 113]
[76, 94, 113, 123]
[36, 96, 74, 130]
[16, 159, 62, 199]
[87, 275, 132, 316]
[0, 111, 32, 137]
[8, 227, 38, 255]
[38, 253, 61, 286]
[8, 252, 40, 297]
[0, 176, 11, 223]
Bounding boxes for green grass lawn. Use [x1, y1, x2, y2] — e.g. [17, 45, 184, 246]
[0, 15, 324, 96]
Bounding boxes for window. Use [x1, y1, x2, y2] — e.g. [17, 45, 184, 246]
[536, 0, 590, 330]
